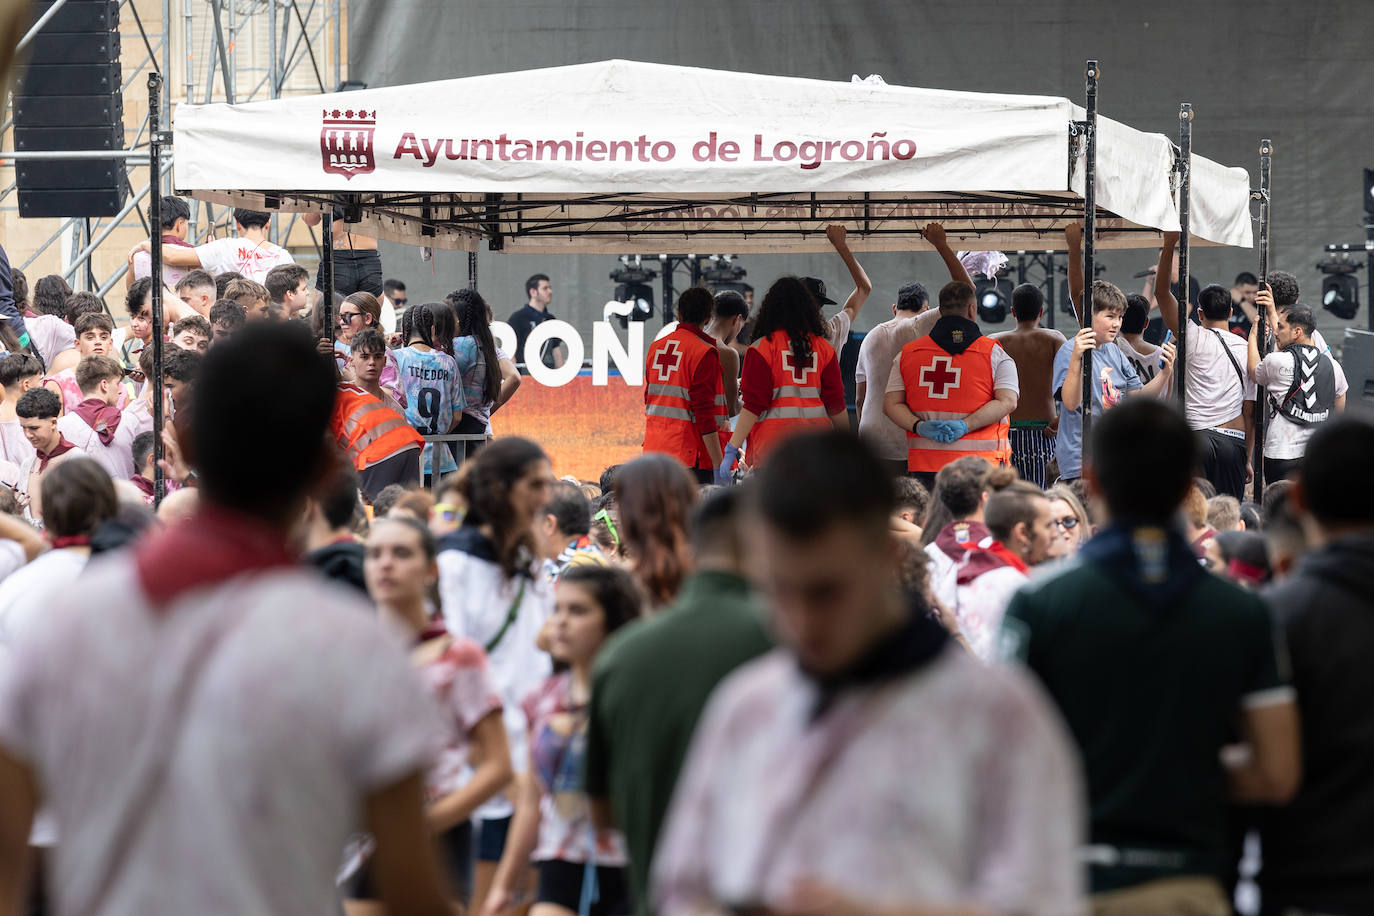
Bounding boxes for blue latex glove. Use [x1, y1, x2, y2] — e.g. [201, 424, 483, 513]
[916, 420, 944, 441]
[716, 444, 741, 485]
[942, 419, 969, 442]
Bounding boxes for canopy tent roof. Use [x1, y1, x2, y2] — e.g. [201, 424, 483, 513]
[172, 59, 1253, 254]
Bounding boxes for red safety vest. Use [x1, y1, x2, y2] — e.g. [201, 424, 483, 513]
[643, 325, 723, 470]
[747, 330, 836, 466]
[898, 335, 1011, 472]
[332, 384, 424, 470]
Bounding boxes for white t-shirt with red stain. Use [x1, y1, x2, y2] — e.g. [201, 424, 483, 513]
[0, 559, 444, 915]
[193, 237, 295, 284]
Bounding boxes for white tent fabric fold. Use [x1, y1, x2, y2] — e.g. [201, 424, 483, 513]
[172, 59, 1253, 253]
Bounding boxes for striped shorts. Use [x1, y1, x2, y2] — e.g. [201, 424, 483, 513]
[1010, 423, 1057, 489]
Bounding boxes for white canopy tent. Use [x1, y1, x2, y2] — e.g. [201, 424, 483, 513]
[171, 59, 1253, 254]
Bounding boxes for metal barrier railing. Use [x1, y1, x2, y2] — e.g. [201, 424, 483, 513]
[420, 433, 493, 492]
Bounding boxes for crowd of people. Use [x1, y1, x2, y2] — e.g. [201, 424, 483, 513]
[0, 194, 1368, 916]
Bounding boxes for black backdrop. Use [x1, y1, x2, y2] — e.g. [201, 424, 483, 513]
[348, 0, 1374, 341]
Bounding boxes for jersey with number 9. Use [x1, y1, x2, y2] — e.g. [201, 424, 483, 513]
[392, 345, 464, 476]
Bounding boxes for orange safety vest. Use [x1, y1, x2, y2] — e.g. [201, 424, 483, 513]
[747, 330, 836, 466]
[898, 334, 1011, 472]
[332, 384, 424, 470]
[643, 325, 723, 470]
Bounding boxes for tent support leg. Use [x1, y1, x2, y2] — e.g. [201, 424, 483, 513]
[1176, 104, 1192, 410]
[1252, 139, 1273, 502]
[1080, 60, 1099, 466]
[148, 73, 166, 507]
[321, 209, 335, 340]
[468, 251, 478, 290]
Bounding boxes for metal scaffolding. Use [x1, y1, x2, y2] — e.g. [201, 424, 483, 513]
[0, 0, 343, 297]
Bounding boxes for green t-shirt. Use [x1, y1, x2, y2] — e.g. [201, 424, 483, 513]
[585, 571, 772, 916]
[1004, 559, 1289, 893]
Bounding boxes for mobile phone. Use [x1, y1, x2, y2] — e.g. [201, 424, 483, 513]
[1160, 329, 1173, 368]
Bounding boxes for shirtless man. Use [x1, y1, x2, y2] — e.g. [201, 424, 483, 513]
[705, 290, 749, 417]
[303, 209, 384, 301]
[991, 284, 1066, 487]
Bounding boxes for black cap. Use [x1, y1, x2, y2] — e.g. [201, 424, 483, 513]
[800, 277, 837, 306]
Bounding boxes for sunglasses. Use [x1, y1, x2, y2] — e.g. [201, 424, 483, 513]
[592, 508, 619, 547]
[339, 311, 363, 323]
[391, 297, 408, 306]
[1053, 516, 1080, 530]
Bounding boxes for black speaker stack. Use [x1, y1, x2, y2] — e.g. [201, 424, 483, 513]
[12, 0, 126, 218]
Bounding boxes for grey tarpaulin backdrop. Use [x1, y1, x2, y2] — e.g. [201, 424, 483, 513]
[348, 0, 1374, 343]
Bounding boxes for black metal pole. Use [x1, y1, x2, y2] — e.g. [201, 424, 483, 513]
[1046, 252, 1056, 330]
[1252, 139, 1272, 502]
[1367, 218, 1374, 334]
[320, 210, 335, 341]
[1081, 60, 1099, 465]
[1176, 104, 1192, 409]
[662, 257, 675, 326]
[468, 251, 478, 290]
[148, 73, 166, 506]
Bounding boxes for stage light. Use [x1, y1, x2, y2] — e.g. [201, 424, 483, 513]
[611, 259, 659, 326]
[1322, 274, 1359, 320]
[974, 275, 1012, 323]
[1318, 245, 1362, 321]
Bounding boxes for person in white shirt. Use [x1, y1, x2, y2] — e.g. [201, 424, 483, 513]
[1157, 233, 1255, 500]
[1248, 297, 1347, 483]
[56, 355, 136, 480]
[436, 436, 555, 915]
[15, 387, 87, 524]
[951, 480, 1057, 661]
[0, 323, 456, 916]
[921, 456, 996, 612]
[1115, 293, 1170, 394]
[381, 278, 408, 335]
[131, 207, 295, 285]
[0, 513, 47, 588]
[654, 432, 1082, 916]
[127, 195, 194, 294]
[0, 354, 40, 475]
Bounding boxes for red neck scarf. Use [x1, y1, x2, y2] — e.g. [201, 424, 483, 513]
[162, 233, 193, 248]
[956, 539, 1030, 585]
[72, 397, 122, 446]
[50, 535, 91, 549]
[37, 435, 77, 472]
[134, 503, 298, 610]
[935, 520, 993, 563]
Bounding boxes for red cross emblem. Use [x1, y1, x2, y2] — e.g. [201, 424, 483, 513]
[919, 356, 961, 399]
[652, 340, 683, 382]
[781, 349, 818, 385]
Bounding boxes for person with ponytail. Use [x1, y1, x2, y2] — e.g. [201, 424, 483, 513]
[393, 301, 466, 481]
[719, 276, 848, 477]
[613, 454, 696, 608]
[451, 288, 504, 460]
[437, 437, 557, 913]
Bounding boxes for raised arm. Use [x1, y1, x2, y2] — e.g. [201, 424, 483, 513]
[1248, 285, 1278, 376]
[826, 225, 872, 325]
[924, 223, 974, 287]
[1156, 232, 1181, 337]
[128, 239, 202, 269]
[1065, 223, 1085, 325]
